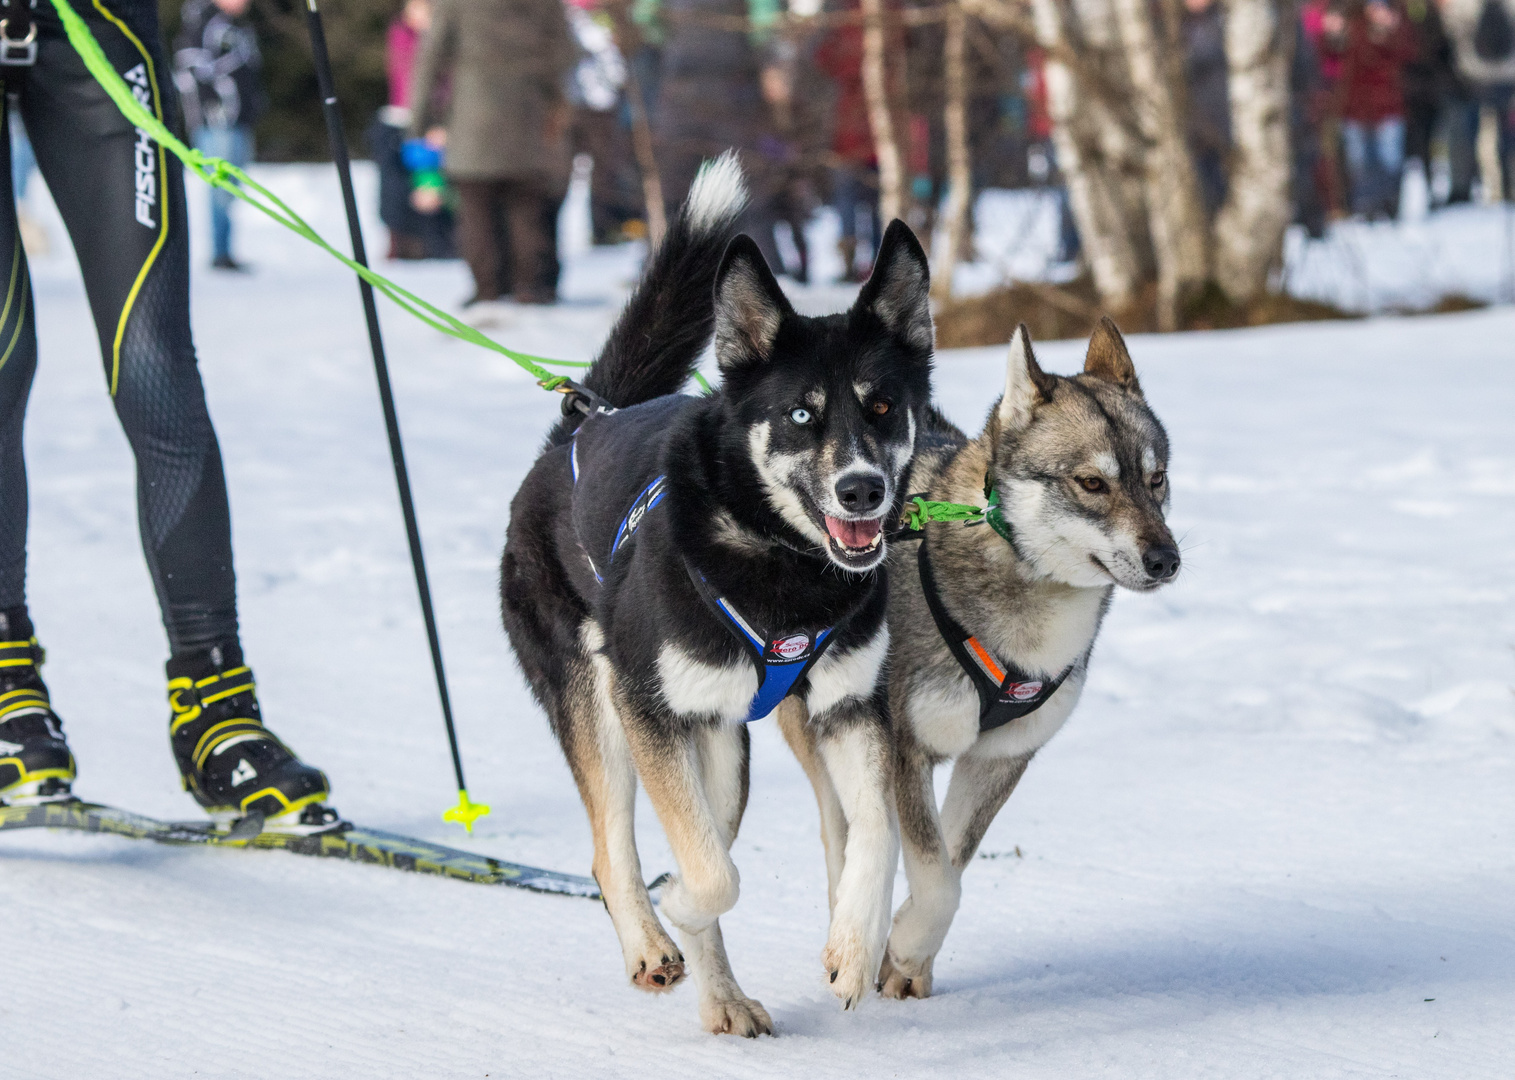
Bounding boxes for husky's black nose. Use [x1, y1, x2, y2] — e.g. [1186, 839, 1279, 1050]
[1142, 545, 1181, 581]
[836, 473, 887, 513]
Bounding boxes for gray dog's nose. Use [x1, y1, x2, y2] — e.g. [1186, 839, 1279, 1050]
[836, 473, 886, 512]
[1142, 545, 1181, 581]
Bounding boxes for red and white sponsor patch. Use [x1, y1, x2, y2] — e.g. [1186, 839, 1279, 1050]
[771, 633, 810, 660]
[1005, 680, 1044, 702]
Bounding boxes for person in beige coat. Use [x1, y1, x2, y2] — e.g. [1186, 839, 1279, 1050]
[1441, 0, 1514, 199]
[410, 0, 578, 307]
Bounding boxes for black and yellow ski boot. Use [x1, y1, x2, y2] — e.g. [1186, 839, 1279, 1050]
[167, 644, 338, 834]
[0, 617, 75, 805]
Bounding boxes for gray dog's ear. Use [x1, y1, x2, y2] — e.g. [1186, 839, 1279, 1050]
[1084, 316, 1141, 392]
[714, 235, 793, 372]
[853, 220, 933, 355]
[997, 323, 1055, 433]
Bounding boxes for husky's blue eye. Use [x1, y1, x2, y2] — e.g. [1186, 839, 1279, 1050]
[789, 407, 812, 424]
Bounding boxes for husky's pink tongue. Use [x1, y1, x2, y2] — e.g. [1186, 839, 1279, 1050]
[824, 516, 882, 549]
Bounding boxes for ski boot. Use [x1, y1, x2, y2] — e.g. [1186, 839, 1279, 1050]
[167, 644, 338, 834]
[0, 625, 75, 804]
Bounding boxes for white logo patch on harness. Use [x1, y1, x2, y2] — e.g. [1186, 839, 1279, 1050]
[771, 633, 810, 660]
[123, 63, 158, 229]
[1004, 680, 1044, 703]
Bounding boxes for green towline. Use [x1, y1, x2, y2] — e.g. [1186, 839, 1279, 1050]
[46, 0, 588, 387]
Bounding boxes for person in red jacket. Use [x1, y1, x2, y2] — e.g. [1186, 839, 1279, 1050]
[815, 0, 883, 282]
[1328, 0, 1417, 217]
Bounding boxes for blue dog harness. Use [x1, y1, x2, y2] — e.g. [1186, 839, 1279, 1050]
[682, 561, 838, 723]
[576, 460, 667, 584]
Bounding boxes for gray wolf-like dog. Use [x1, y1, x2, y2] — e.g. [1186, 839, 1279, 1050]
[780, 317, 1179, 999]
[500, 155, 935, 1034]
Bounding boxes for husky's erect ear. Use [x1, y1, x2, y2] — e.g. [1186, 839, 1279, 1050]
[853, 219, 933, 354]
[714, 235, 793, 372]
[1084, 316, 1141, 392]
[996, 323, 1055, 434]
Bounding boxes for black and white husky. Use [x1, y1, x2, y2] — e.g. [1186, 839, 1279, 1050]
[781, 318, 1180, 999]
[500, 155, 934, 1035]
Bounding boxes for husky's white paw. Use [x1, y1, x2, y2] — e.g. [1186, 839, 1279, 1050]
[877, 949, 934, 1000]
[626, 938, 686, 993]
[822, 927, 880, 1010]
[701, 995, 774, 1037]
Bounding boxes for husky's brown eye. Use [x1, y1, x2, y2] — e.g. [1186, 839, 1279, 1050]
[1078, 476, 1108, 494]
[871, 400, 891, 416]
[1150, 470, 1166, 487]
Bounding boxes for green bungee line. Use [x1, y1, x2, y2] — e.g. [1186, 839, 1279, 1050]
[47, 0, 587, 386]
[901, 496, 984, 532]
[900, 486, 1015, 546]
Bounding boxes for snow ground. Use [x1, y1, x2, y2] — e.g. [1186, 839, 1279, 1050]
[2, 167, 1513, 1079]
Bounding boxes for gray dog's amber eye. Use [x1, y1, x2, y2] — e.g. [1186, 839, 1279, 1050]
[1150, 470, 1166, 487]
[1078, 476, 1109, 494]
[789, 407, 812, 424]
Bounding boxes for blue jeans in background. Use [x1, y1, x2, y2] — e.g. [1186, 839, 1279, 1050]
[9, 109, 35, 200]
[1341, 117, 1405, 218]
[192, 124, 253, 262]
[832, 165, 880, 279]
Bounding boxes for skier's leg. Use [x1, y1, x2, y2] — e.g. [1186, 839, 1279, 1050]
[0, 102, 73, 803]
[0, 104, 35, 622]
[21, 0, 329, 822]
[25, 0, 238, 655]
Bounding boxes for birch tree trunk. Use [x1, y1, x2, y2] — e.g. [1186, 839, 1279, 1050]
[1110, 0, 1210, 328]
[625, 68, 668, 248]
[1213, 0, 1292, 302]
[608, 1, 667, 247]
[861, 0, 906, 224]
[932, 2, 972, 301]
[1031, 0, 1152, 308]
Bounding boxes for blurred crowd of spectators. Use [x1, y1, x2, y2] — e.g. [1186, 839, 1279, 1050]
[365, 0, 1515, 311]
[1296, 0, 1515, 230]
[369, 0, 1072, 313]
[10, 0, 1512, 298]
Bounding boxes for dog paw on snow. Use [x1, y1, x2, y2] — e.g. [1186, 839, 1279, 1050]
[877, 950, 934, 1000]
[702, 995, 773, 1037]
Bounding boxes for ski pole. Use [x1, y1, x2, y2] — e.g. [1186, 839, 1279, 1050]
[301, 0, 488, 834]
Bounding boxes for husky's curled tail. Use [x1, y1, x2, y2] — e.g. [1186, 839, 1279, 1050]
[549, 152, 748, 446]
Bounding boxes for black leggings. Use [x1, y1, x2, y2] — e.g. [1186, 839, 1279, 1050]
[1, 0, 238, 655]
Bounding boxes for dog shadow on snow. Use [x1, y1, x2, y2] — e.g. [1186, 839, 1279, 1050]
[768, 876, 1511, 1043]
[895, 893, 1509, 1023]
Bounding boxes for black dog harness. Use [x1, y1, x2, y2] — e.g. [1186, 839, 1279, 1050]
[915, 539, 1075, 733]
[570, 402, 839, 724]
